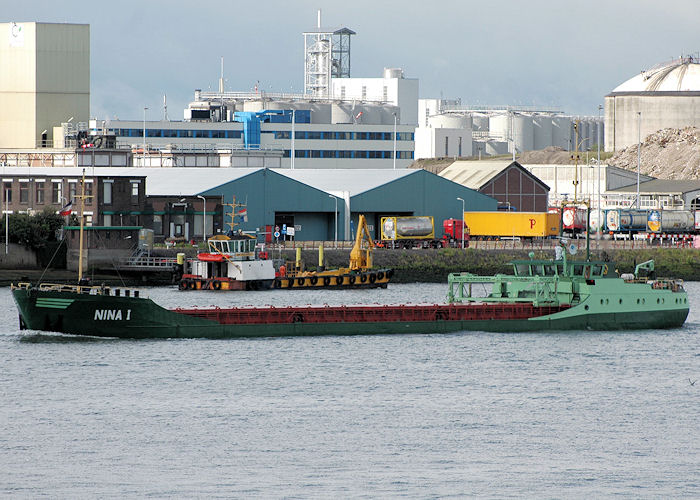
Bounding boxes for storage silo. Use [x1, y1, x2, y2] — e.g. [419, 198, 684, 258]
[332, 102, 354, 124]
[428, 114, 470, 129]
[552, 116, 571, 149]
[513, 113, 534, 153]
[378, 105, 401, 125]
[308, 103, 332, 123]
[605, 56, 700, 151]
[533, 114, 553, 150]
[471, 112, 489, 131]
[489, 113, 510, 141]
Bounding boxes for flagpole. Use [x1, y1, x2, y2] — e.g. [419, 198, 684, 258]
[78, 169, 86, 284]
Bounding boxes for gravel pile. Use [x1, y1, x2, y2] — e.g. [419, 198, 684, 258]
[608, 127, 700, 179]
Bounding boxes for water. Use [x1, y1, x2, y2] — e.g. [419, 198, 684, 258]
[1, 283, 699, 497]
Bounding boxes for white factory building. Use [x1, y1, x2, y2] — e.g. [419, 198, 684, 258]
[605, 55, 700, 151]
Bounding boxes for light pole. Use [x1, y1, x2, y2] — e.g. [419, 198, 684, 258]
[456, 196, 465, 249]
[143, 106, 148, 167]
[5, 187, 8, 255]
[636, 111, 641, 209]
[328, 194, 337, 247]
[393, 113, 397, 170]
[291, 109, 295, 170]
[597, 104, 602, 237]
[197, 195, 206, 243]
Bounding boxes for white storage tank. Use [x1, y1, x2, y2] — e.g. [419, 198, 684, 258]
[308, 103, 332, 123]
[383, 67, 404, 79]
[513, 113, 534, 153]
[471, 113, 489, 131]
[378, 105, 401, 125]
[428, 114, 470, 129]
[356, 104, 381, 124]
[552, 116, 571, 149]
[533, 114, 553, 150]
[489, 113, 510, 141]
[331, 103, 354, 124]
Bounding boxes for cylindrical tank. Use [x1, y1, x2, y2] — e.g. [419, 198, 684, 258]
[383, 67, 403, 79]
[489, 114, 510, 141]
[357, 104, 381, 124]
[242, 100, 264, 112]
[381, 216, 434, 240]
[533, 114, 553, 150]
[513, 113, 534, 153]
[378, 105, 401, 125]
[428, 114, 469, 129]
[650, 210, 695, 232]
[606, 209, 648, 232]
[471, 113, 489, 131]
[589, 209, 605, 232]
[331, 103, 354, 124]
[552, 116, 571, 149]
[308, 103, 331, 124]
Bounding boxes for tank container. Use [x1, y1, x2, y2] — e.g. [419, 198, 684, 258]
[589, 209, 605, 232]
[533, 114, 553, 150]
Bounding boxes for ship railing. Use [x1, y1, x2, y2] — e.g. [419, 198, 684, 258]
[116, 255, 177, 271]
[11, 282, 143, 297]
[447, 273, 561, 307]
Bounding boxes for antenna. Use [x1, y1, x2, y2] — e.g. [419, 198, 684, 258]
[219, 56, 224, 94]
[317, 8, 321, 28]
[163, 94, 169, 121]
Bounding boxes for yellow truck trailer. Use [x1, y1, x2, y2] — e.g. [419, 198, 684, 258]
[463, 212, 560, 238]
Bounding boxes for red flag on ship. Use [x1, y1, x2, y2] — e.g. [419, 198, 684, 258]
[59, 201, 73, 216]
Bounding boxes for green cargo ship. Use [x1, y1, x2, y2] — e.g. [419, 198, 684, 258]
[11, 251, 689, 339]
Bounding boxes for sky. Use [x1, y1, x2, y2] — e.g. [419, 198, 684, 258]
[4, 0, 700, 121]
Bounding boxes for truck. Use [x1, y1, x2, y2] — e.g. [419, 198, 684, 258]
[463, 211, 560, 239]
[377, 216, 469, 248]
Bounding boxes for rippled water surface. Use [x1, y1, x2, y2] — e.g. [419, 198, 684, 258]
[1, 283, 699, 497]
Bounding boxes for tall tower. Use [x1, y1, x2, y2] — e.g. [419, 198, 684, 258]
[303, 10, 355, 98]
[0, 22, 89, 148]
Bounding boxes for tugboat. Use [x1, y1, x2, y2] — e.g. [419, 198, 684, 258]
[177, 232, 275, 291]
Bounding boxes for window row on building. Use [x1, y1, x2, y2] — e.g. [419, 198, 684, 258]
[281, 150, 414, 159]
[113, 128, 414, 142]
[271, 131, 414, 141]
[2, 177, 142, 209]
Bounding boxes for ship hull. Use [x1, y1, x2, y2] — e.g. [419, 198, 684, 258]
[12, 286, 689, 339]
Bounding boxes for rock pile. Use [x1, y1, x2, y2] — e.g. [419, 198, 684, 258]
[608, 127, 700, 179]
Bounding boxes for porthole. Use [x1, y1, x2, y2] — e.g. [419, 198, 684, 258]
[685, 298, 688, 304]
[600, 299, 604, 305]
[657, 298, 660, 304]
[636, 298, 640, 304]
[619, 298, 623, 304]
[584, 305, 589, 310]
[605, 298, 609, 305]
[642, 298, 645, 304]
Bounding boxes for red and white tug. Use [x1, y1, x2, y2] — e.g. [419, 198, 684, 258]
[179, 233, 275, 291]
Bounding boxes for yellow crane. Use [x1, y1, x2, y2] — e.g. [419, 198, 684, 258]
[349, 214, 374, 271]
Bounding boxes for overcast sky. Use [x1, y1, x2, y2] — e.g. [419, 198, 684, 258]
[4, 0, 700, 121]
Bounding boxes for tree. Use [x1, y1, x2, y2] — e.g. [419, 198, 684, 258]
[1, 208, 64, 249]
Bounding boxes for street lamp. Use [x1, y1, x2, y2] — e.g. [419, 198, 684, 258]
[637, 111, 641, 209]
[143, 106, 148, 167]
[197, 195, 206, 243]
[328, 194, 338, 247]
[456, 197, 465, 249]
[4, 187, 8, 255]
[393, 113, 397, 170]
[597, 104, 603, 237]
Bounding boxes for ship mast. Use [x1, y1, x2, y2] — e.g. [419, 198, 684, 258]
[223, 196, 247, 234]
[76, 169, 93, 283]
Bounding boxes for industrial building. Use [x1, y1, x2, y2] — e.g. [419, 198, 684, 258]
[438, 161, 550, 212]
[605, 55, 700, 151]
[0, 167, 497, 242]
[0, 22, 89, 149]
